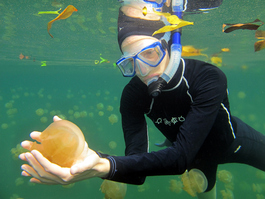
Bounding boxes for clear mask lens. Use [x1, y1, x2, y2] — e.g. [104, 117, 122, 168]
[117, 58, 135, 77]
[138, 46, 163, 66]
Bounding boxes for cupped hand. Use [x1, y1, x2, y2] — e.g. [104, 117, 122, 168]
[19, 116, 110, 185]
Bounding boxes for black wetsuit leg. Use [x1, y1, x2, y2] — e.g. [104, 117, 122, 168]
[220, 116, 265, 170]
[188, 116, 265, 192]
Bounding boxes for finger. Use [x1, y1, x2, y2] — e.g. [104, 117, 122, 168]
[30, 178, 42, 184]
[53, 115, 62, 121]
[20, 141, 34, 151]
[32, 150, 73, 182]
[23, 153, 60, 184]
[21, 170, 31, 177]
[30, 131, 42, 142]
[19, 153, 27, 161]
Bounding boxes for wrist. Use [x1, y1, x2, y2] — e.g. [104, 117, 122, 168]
[93, 158, 110, 178]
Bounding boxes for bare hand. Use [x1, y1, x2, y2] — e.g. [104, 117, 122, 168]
[19, 116, 110, 185]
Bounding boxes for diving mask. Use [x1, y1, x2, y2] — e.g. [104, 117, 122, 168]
[117, 40, 167, 77]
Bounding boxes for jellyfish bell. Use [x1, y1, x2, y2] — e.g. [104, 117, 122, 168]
[181, 169, 208, 197]
[29, 119, 85, 167]
[100, 179, 127, 199]
[108, 114, 118, 125]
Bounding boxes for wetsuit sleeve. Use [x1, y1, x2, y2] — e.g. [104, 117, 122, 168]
[106, 65, 227, 185]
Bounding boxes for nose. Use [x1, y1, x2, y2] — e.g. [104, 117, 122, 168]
[135, 60, 150, 76]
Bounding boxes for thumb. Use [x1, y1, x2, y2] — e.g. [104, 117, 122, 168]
[53, 115, 62, 121]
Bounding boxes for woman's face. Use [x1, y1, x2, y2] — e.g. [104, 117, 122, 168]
[121, 36, 169, 85]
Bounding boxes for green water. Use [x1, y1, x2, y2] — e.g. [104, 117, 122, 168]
[1, 0, 265, 198]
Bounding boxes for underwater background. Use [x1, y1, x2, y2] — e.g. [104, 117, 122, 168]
[1, 0, 265, 198]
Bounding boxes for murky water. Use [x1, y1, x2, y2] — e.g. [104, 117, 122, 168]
[1, 0, 265, 198]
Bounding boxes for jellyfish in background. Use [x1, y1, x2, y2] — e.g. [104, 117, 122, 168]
[29, 119, 85, 167]
[217, 170, 234, 195]
[169, 179, 183, 194]
[15, 177, 24, 186]
[100, 179, 127, 199]
[181, 169, 208, 197]
[109, 114, 118, 125]
[36, 108, 44, 116]
[97, 103, 104, 110]
[220, 188, 234, 199]
[217, 170, 233, 184]
[256, 194, 265, 199]
[253, 183, 265, 194]
[256, 170, 265, 180]
[11, 144, 28, 159]
[109, 141, 117, 149]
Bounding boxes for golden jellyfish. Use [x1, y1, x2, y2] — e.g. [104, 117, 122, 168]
[137, 183, 150, 192]
[100, 179, 127, 199]
[253, 183, 265, 193]
[88, 112, 94, 118]
[220, 188, 234, 199]
[257, 194, 265, 199]
[1, 123, 8, 129]
[109, 114, 118, 125]
[36, 108, 44, 116]
[181, 169, 208, 197]
[256, 170, 265, 180]
[217, 170, 233, 184]
[15, 177, 24, 186]
[237, 91, 246, 99]
[107, 105, 114, 111]
[74, 111, 80, 119]
[11, 144, 28, 159]
[80, 111, 87, 118]
[169, 179, 183, 194]
[97, 103, 104, 110]
[40, 116, 48, 123]
[98, 111, 104, 116]
[109, 141, 117, 149]
[29, 119, 85, 167]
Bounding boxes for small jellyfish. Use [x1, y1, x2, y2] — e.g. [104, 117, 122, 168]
[237, 91, 246, 99]
[80, 111, 87, 118]
[109, 114, 118, 125]
[109, 141, 117, 149]
[217, 170, 233, 184]
[98, 111, 104, 116]
[88, 112, 94, 118]
[107, 105, 114, 111]
[15, 177, 24, 186]
[68, 109, 74, 115]
[256, 170, 265, 180]
[73, 105, 79, 111]
[1, 123, 8, 129]
[40, 116, 48, 123]
[253, 183, 265, 193]
[100, 179, 127, 199]
[220, 188, 234, 199]
[181, 169, 208, 197]
[169, 179, 183, 194]
[74, 112, 80, 119]
[36, 108, 44, 116]
[97, 103, 104, 110]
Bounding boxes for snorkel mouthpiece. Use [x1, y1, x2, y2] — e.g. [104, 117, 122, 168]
[148, 77, 167, 97]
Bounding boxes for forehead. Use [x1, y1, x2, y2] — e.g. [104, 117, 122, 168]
[122, 36, 159, 53]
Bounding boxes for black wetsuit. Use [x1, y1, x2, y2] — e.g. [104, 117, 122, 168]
[99, 59, 265, 191]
